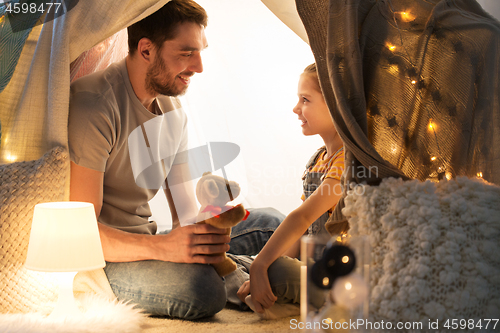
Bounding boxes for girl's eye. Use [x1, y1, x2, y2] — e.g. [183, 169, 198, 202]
[302, 97, 309, 103]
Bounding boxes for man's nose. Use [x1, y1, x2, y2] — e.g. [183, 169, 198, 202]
[189, 53, 203, 73]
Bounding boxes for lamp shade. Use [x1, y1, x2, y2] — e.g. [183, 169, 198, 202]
[25, 202, 105, 272]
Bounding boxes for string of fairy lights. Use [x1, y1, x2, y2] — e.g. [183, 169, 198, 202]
[385, 4, 483, 182]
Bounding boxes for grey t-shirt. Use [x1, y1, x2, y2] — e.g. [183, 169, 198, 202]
[69, 59, 188, 235]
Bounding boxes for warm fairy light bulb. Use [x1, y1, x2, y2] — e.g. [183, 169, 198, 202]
[428, 120, 436, 131]
[342, 256, 350, 264]
[411, 80, 417, 85]
[323, 277, 330, 287]
[5, 152, 17, 162]
[398, 11, 416, 22]
[477, 172, 483, 178]
[446, 172, 452, 180]
[431, 156, 437, 161]
[332, 273, 369, 309]
[336, 234, 348, 243]
[386, 42, 397, 52]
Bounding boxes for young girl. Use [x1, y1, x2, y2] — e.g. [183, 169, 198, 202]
[237, 63, 344, 315]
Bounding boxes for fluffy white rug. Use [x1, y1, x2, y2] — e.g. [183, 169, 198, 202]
[0, 294, 146, 333]
[343, 177, 500, 323]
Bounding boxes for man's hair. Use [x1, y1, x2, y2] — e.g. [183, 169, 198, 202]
[127, 0, 208, 55]
[302, 63, 321, 92]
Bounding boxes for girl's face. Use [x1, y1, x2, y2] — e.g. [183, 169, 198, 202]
[293, 74, 334, 137]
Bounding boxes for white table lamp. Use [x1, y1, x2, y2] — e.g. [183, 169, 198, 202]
[24, 202, 105, 319]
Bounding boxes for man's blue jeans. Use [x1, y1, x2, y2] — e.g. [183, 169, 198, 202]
[103, 208, 293, 319]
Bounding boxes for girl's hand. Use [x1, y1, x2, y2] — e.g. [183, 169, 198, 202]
[248, 267, 277, 312]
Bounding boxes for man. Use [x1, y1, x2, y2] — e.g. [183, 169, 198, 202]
[68, 0, 286, 320]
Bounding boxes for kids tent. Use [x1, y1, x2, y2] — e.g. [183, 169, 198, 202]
[1, 0, 499, 326]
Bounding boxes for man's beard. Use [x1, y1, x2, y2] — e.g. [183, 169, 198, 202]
[145, 55, 189, 97]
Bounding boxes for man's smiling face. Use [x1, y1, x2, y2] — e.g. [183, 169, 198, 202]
[145, 21, 208, 97]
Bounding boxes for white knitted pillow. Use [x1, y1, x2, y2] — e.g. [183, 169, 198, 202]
[0, 147, 68, 314]
[343, 177, 500, 323]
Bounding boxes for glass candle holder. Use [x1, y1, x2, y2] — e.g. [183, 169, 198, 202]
[300, 234, 337, 324]
[300, 234, 370, 332]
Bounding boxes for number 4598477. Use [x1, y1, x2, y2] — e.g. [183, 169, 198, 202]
[5, 2, 62, 15]
[443, 319, 498, 330]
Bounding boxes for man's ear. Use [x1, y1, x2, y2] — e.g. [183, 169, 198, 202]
[136, 38, 155, 63]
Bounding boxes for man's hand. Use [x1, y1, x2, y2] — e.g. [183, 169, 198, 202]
[237, 281, 251, 303]
[153, 223, 231, 264]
